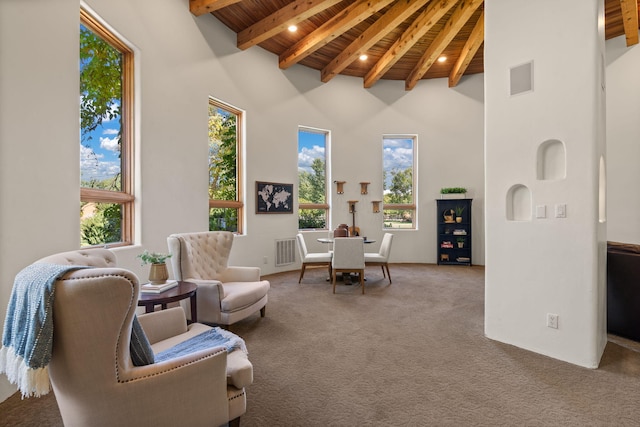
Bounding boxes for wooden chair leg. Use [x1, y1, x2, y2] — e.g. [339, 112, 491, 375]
[298, 265, 306, 283]
[229, 416, 241, 427]
[360, 269, 365, 294]
[260, 306, 266, 317]
[332, 270, 337, 293]
[385, 264, 392, 284]
[381, 265, 386, 278]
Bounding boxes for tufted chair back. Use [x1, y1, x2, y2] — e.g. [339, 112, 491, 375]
[167, 231, 270, 325]
[38, 248, 117, 268]
[169, 231, 234, 281]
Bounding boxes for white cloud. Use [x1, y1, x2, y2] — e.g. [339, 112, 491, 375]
[100, 136, 120, 152]
[80, 144, 120, 182]
[298, 145, 325, 173]
[103, 128, 119, 135]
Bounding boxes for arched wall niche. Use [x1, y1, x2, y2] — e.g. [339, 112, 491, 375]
[506, 184, 532, 221]
[536, 139, 566, 180]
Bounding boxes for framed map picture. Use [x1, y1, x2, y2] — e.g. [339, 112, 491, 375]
[256, 181, 293, 214]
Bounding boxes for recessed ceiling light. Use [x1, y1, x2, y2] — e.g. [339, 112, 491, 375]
[438, 56, 447, 63]
[359, 54, 368, 61]
[288, 25, 297, 32]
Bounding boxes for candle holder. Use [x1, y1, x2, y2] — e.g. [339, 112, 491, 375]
[334, 181, 346, 194]
[359, 182, 370, 195]
[372, 201, 381, 213]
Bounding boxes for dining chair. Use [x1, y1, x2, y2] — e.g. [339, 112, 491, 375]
[296, 233, 332, 283]
[365, 232, 394, 284]
[331, 237, 365, 294]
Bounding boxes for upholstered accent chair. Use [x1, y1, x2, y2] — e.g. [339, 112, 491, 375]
[167, 231, 270, 325]
[331, 237, 365, 294]
[364, 232, 394, 284]
[296, 233, 332, 283]
[36, 249, 251, 427]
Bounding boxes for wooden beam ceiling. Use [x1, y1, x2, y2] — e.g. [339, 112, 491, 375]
[196, 0, 640, 91]
[619, 0, 639, 46]
[278, 0, 394, 69]
[405, 0, 483, 90]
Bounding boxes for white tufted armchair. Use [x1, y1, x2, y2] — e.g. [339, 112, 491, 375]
[33, 249, 251, 427]
[167, 231, 270, 325]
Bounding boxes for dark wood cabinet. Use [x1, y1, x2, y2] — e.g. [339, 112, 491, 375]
[436, 198, 472, 266]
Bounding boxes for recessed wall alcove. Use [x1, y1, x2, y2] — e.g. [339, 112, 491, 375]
[506, 184, 532, 221]
[536, 139, 566, 180]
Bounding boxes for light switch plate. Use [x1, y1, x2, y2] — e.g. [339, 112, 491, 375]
[536, 205, 546, 218]
[555, 204, 567, 218]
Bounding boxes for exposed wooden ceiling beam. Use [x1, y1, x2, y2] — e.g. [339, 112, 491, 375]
[321, 0, 430, 83]
[619, 0, 639, 46]
[190, 0, 242, 17]
[405, 0, 483, 90]
[363, 0, 458, 89]
[279, 0, 394, 70]
[449, 9, 484, 87]
[237, 0, 343, 50]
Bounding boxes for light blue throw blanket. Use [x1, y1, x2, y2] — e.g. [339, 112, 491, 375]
[0, 263, 88, 397]
[155, 327, 247, 363]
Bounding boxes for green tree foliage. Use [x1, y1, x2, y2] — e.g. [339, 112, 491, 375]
[298, 158, 326, 229]
[79, 25, 122, 144]
[383, 167, 413, 225]
[209, 106, 238, 231]
[79, 24, 123, 246]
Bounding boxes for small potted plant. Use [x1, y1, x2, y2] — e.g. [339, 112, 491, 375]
[454, 205, 466, 223]
[456, 237, 465, 248]
[440, 187, 467, 199]
[137, 250, 172, 284]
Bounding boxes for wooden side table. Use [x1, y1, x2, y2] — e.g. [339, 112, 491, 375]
[138, 281, 198, 323]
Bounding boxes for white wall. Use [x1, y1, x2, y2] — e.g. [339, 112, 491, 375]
[606, 37, 640, 243]
[0, 0, 484, 401]
[484, 0, 607, 368]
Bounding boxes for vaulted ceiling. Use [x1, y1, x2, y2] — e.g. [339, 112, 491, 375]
[190, 0, 640, 91]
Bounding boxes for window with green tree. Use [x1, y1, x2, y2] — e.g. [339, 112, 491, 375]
[298, 127, 329, 229]
[80, 8, 134, 247]
[209, 98, 243, 233]
[383, 136, 416, 229]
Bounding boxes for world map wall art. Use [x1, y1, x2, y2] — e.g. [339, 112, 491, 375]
[256, 181, 293, 214]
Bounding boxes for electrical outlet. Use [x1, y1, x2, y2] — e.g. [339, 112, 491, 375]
[547, 313, 559, 329]
[263, 256, 268, 265]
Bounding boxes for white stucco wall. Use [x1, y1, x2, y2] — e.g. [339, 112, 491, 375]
[484, 0, 607, 368]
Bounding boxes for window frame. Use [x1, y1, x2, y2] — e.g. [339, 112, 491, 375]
[298, 126, 330, 230]
[208, 97, 244, 234]
[382, 134, 417, 230]
[80, 8, 135, 248]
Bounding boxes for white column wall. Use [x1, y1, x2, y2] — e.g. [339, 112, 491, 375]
[484, 0, 607, 368]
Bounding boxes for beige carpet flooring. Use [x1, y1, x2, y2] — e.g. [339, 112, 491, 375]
[2, 263, 640, 426]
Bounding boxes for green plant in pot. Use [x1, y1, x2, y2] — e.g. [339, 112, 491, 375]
[454, 205, 465, 223]
[137, 250, 172, 284]
[456, 237, 465, 248]
[440, 187, 467, 194]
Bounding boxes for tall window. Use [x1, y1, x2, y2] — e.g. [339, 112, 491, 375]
[209, 98, 243, 233]
[80, 9, 134, 247]
[383, 135, 416, 229]
[298, 127, 328, 229]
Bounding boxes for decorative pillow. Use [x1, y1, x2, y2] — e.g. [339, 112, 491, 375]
[130, 315, 154, 366]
